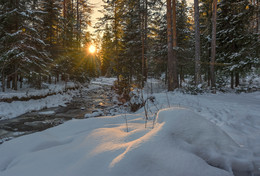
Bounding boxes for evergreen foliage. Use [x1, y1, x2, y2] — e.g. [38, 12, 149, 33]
[0, 0, 259, 92]
[217, 0, 259, 87]
[0, 0, 93, 91]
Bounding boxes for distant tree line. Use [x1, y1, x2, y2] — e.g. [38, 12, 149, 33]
[1, 0, 259, 93]
[99, 0, 259, 93]
[0, 0, 99, 92]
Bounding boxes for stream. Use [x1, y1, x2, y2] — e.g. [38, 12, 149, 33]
[0, 84, 119, 144]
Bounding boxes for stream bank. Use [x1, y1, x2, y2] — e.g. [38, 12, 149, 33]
[0, 84, 121, 144]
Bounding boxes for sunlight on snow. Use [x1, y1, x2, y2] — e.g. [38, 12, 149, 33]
[85, 118, 165, 168]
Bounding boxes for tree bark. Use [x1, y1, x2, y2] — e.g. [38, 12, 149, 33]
[114, 1, 119, 82]
[7, 76, 10, 89]
[180, 65, 183, 88]
[19, 74, 23, 89]
[144, 0, 148, 81]
[235, 72, 239, 87]
[76, 0, 80, 48]
[2, 72, 5, 92]
[14, 64, 18, 90]
[257, 0, 260, 41]
[38, 74, 42, 89]
[141, 0, 145, 87]
[231, 71, 234, 89]
[71, 0, 74, 40]
[172, 0, 179, 89]
[167, 0, 174, 91]
[63, 0, 66, 47]
[210, 0, 217, 91]
[194, 0, 201, 85]
[57, 73, 59, 82]
[63, 0, 66, 18]
[48, 75, 52, 84]
[141, 0, 148, 87]
[208, 68, 211, 86]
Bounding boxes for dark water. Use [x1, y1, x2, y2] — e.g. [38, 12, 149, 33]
[0, 85, 118, 144]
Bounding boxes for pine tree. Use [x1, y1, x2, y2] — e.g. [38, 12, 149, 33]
[120, 0, 143, 86]
[0, 0, 50, 90]
[99, 0, 125, 82]
[167, 0, 178, 91]
[176, 0, 193, 86]
[217, 0, 258, 88]
[101, 25, 115, 76]
[40, 0, 62, 56]
[149, 1, 168, 80]
[200, 0, 212, 86]
[194, 0, 201, 85]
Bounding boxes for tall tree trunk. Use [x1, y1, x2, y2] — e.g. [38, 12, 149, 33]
[167, 0, 174, 91]
[165, 62, 168, 85]
[63, 0, 66, 47]
[114, 1, 119, 82]
[208, 68, 211, 86]
[180, 65, 183, 88]
[38, 74, 42, 89]
[2, 72, 5, 92]
[48, 75, 52, 84]
[71, 0, 74, 41]
[19, 74, 23, 89]
[231, 71, 234, 89]
[7, 76, 10, 89]
[208, 41, 211, 86]
[141, 0, 145, 88]
[172, 0, 178, 89]
[235, 72, 239, 87]
[14, 64, 18, 90]
[144, 0, 148, 81]
[76, 0, 80, 48]
[63, 0, 66, 18]
[57, 73, 59, 82]
[210, 0, 217, 91]
[258, 0, 260, 40]
[194, 0, 201, 85]
[141, 0, 148, 87]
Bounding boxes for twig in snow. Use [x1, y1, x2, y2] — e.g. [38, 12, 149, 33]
[141, 89, 149, 128]
[152, 112, 158, 129]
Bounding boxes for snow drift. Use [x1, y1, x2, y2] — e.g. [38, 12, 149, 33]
[0, 106, 256, 176]
[155, 108, 254, 174]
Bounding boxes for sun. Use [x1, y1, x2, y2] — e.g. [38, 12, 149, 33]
[89, 45, 96, 54]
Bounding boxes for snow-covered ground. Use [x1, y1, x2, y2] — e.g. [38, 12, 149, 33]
[0, 77, 116, 120]
[0, 92, 77, 120]
[91, 77, 117, 86]
[0, 82, 77, 100]
[0, 78, 259, 176]
[0, 82, 79, 120]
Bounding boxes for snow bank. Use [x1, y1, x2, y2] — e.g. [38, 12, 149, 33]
[0, 82, 76, 100]
[0, 78, 259, 176]
[0, 107, 256, 176]
[156, 108, 254, 173]
[0, 91, 76, 120]
[91, 77, 117, 86]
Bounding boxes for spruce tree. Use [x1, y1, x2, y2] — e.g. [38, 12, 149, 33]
[101, 25, 114, 76]
[176, 0, 193, 86]
[0, 0, 50, 90]
[217, 0, 258, 88]
[119, 0, 142, 88]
